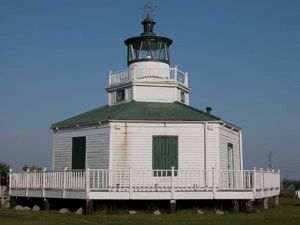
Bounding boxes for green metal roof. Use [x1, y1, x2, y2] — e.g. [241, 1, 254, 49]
[50, 101, 221, 129]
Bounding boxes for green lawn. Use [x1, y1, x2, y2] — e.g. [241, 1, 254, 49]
[0, 198, 300, 225]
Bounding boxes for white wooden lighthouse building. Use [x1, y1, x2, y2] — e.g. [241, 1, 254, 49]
[9, 3, 280, 214]
[51, 9, 242, 178]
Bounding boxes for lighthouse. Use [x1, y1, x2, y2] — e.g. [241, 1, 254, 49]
[9, 1, 280, 215]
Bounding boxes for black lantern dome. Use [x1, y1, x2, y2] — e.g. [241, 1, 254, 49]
[124, 15, 173, 66]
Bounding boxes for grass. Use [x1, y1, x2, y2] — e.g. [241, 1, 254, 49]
[0, 198, 300, 225]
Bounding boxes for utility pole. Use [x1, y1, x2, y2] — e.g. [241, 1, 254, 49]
[268, 151, 272, 170]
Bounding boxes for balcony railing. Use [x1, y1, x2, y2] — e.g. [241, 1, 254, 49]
[109, 66, 189, 87]
[10, 168, 280, 193]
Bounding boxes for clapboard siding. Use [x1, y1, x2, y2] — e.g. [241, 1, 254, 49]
[86, 132, 109, 170]
[53, 125, 110, 171]
[134, 86, 175, 102]
[111, 122, 206, 171]
[53, 138, 72, 171]
[206, 129, 217, 170]
[219, 125, 241, 171]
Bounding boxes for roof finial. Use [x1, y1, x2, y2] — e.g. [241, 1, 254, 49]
[144, 0, 154, 19]
[147, 0, 151, 18]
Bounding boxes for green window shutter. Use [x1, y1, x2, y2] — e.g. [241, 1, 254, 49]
[72, 136, 86, 170]
[152, 136, 178, 176]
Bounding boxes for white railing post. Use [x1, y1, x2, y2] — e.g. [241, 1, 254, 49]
[241, 170, 244, 189]
[212, 168, 216, 198]
[129, 167, 133, 198]
[42, 168, 46, 198]
[86, 168, 90, 199]
[109, 70, 112, 85]
[9, 169, 12, 196]
[33, 170, 37, 189]
[26, 169, 30, 197]
[184, 72, 188, 86]
[259, 168, 264, 190]
[63, 167, 67, 198]
[252, 167, 256, 197]
[171, 167, 175, 198]
[267, 169, 270, 189]
[277, 169, 280, 189]
[174, 65, 178, 83]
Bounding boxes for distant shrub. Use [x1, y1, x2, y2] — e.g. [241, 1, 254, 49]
[279, 189, 295, 198]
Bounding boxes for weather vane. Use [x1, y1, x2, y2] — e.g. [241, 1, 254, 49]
[143, 0, 156, 19]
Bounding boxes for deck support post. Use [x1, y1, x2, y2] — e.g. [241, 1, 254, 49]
[245, 200, 253, 213]
[274, 195, 279, 207]
[233, 200, 239, 213]
[170, 200, 176, 214]
[43, 198, 50, 211]
[84, 199, 93, 215]
[10, 196, 16, 209]
[263, 197, 268, 209]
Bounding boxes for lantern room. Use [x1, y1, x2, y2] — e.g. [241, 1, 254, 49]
[124, 16, 173, 67]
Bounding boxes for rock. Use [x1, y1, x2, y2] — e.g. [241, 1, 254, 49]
[23, 206, 31, 210]
[196, 209, 204, 214]
[75, 207, 83, 215]
[216, 210, 224, 215]
[14, 205, 24, 210]
[32, 205, 40, 211]
[153, 210, 161, 215]
[59, 208, 70, 214]
[129, 210, 137, 214]
[3, 201, 10, 209]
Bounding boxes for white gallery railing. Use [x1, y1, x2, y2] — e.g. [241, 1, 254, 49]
[10, 168, 280, 193]
[109, 66, 188, 87]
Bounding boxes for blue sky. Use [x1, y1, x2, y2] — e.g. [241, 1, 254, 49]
[0, 0, 299, 179]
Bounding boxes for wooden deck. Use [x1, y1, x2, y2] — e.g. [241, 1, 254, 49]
[9, 168, 280, 200]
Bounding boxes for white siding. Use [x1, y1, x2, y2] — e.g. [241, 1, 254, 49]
[206, 125, 218, 170]
[53, 135, 72, 171]
[110, 122, 208, 171]
[53, 125, 110, 171]
[134, 86, 175, 103]
[219, 125, 241, 171]
[126, 87, 132, 101]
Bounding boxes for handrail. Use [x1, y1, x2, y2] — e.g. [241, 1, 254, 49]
[109, 66, 188, 87]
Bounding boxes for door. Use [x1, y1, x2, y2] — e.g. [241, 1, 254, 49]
[228, 143, 234, 188]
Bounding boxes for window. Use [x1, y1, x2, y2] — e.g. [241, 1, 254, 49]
[72, 136, 86, 170]
[180, 91, 185, 103]
[116, 89, 125, 102]
[152, 136, 178, 176]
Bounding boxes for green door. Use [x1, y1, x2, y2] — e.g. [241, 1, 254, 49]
[72, 136, 86, 170]
[152, 136, 178, 176]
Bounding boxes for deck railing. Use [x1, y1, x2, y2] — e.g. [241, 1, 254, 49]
[109, 66, 188, 87]
[10, 169, 85, 190]
[10, 168, 280, 193]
